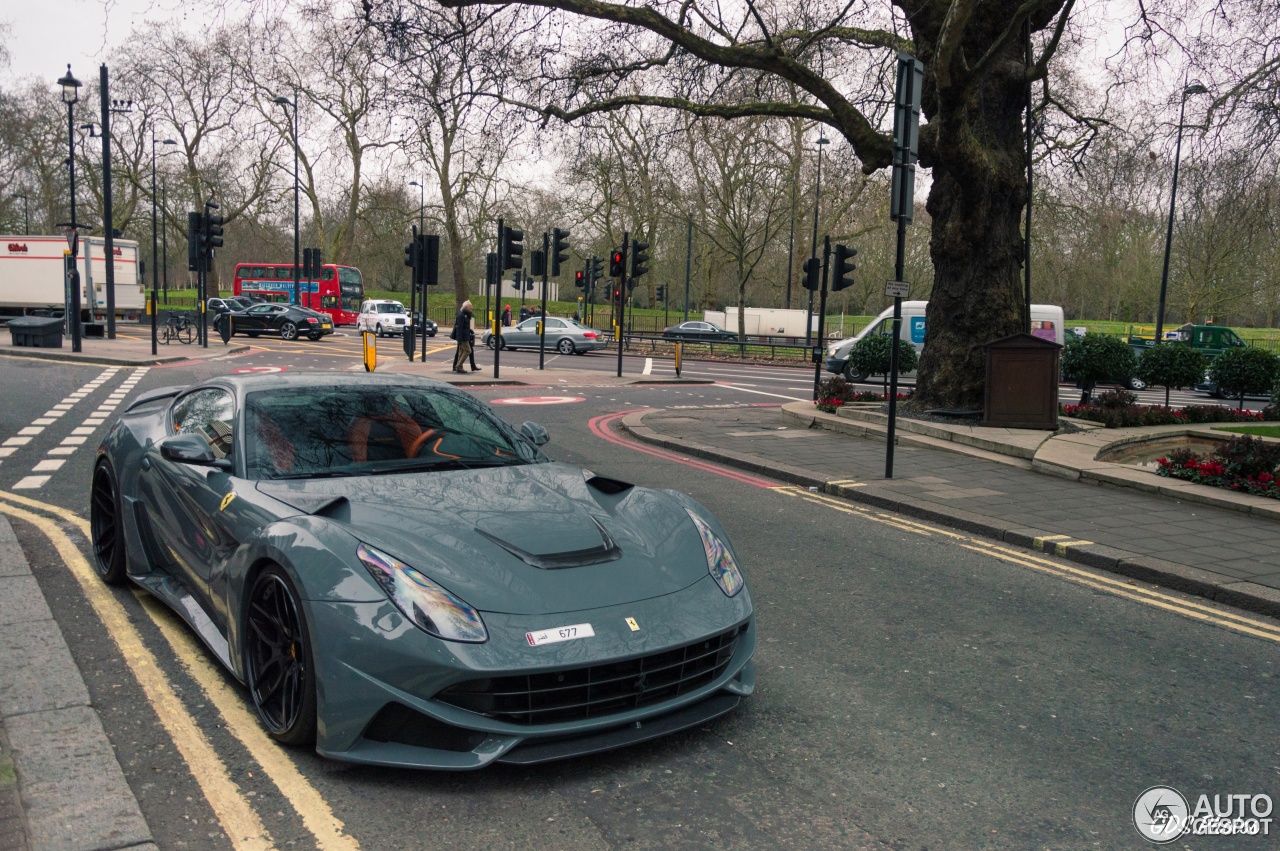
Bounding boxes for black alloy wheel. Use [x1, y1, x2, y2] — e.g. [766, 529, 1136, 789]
[308, 332, 321, 341]
[245, 566, 317, 745]
[89, 462, 128, 584]
[280, 321, 299, 341]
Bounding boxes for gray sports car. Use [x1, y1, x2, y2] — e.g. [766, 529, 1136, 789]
[90, 374, 755, 769]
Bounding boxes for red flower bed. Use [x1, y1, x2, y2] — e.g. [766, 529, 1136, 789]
[1155, 437, 1280, 499]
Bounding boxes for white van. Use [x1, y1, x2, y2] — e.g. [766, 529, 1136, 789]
[823, 301, 1065, 381]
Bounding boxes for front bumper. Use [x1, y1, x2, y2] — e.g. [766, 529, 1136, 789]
[307, 577, 755, 769]
[823, 355, 847, 375]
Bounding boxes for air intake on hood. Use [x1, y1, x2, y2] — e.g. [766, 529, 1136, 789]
[585, 474, 633, 495]
[474, 516, 622, 569]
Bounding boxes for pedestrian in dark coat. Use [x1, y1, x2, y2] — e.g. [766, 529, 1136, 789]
[502, 305, 512, 326]
[452, 300, 477, 372]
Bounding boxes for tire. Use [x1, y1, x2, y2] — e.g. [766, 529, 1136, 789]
[843, 361, 870, 383]
[89, 462, 128, 585]
[486, 337, 507, 350]
[485, 336, 497, 350]
[280, 321, 299, 341]
[557, 338, 575, 355]
[1127, 376, 1148, 391]
[427, 329, 437, 337]
[245, 565, 318, 747]
[375, 323, 384, 338]
[246, 331, 261, 338]
[179, 322, 194, 344]
[308, 332, 321, 341]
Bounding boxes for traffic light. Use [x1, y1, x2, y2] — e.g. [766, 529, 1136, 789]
[501, 226, 524, 271]
[204, 202, 225, 258]
[530, 249, 546, 278]
[187, 211, 202, 271]
[552, 227, 570, 277]
[420, 234, 439, 286]
[590, 255, 603, 283]
[203, 210, 224, 259]
[802, 257, 821, 291]
[485, 252, 499, 292]
[656, 285, 666, 302]
[303, 247, 322, 279]
[630, 239, 649, 279]
[609, 249, 625, 277]
[575, 270, 585, 289]
[832, 244, 858, 292]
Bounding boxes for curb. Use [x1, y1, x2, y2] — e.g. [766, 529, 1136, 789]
[0, 517, 154, 851]
[1, 344, 250, 367]
[620, 409, 1280, 620]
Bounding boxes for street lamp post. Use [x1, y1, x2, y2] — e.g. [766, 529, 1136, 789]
[57, 65, 82, 352]
[151, 136, 177, 355]
[806, 134, 830, 346]
[273, 91, 301, 307]
[1155, 82, 1210, 345]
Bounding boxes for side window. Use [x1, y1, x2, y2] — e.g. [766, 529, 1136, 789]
[171, 389, 235, 458]
[251, 266, 266, 279]
[322, 268, 335, 280]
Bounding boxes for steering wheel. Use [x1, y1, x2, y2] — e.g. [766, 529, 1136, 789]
[407, 429, 438, 459]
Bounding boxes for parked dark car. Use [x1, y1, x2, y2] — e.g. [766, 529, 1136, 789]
[219, 303, 333, 341]
[208, 296, 252, 316]
[661, 321, 739, 343]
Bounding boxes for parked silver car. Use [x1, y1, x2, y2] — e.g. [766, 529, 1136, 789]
[480, 316, 607, 355]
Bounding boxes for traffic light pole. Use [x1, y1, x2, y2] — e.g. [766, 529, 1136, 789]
[616, 231, 627, 379]
[886, 213, 908, 480]
[813, 236, 831, 400]
[539, 231, 549, 370]
[493, 218, 503, 380]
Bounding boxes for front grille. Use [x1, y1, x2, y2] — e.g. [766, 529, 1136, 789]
[437, 624, 746, 725]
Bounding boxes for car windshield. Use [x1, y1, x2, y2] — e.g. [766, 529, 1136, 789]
[244, 385, 543, 480]
[376, 303, 405, 314]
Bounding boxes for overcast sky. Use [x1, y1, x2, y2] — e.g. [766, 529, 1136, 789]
[3, 0, 186, 85]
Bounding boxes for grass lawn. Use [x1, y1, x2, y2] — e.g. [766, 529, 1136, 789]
[1212, 425, 1280, 438]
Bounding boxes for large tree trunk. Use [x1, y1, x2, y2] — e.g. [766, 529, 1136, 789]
[910, 4, 1033, 410]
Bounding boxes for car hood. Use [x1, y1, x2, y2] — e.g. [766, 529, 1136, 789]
[256, 462, 713, 615]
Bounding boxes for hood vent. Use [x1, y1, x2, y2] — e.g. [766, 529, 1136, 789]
[585, 474, 634, 495]
[475, 515, 622, 569]
[256, 483, 349, 517]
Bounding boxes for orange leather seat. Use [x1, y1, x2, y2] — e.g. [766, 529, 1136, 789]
[347, 406, 423, 464]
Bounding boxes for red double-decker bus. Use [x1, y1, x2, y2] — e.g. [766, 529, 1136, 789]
[232, 262, 364, 325]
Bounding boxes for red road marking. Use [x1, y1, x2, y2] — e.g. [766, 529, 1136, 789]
[587, 411, 780, 489]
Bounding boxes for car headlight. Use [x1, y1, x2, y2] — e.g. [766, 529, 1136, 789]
[685, 510, 745, 597]
[356, 544, 488, 642]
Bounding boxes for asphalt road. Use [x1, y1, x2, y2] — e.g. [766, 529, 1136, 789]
[2, 338, 1278, 849]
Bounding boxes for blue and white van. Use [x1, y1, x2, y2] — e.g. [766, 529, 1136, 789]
[823, 301, 1064, 381]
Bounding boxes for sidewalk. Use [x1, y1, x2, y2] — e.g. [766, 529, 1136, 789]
[0, 518, 155, 851]
[625, 403, 1280, 619]
[1, 328, 248, 366]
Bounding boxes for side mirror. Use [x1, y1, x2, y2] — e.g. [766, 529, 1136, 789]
[159, 433, 232, 470]
[519, 421, 550, 447]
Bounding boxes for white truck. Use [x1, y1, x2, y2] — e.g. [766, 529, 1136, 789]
[0, 235, 144, 324]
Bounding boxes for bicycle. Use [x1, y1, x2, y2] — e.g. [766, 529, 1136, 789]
[161, 312, 195, 345]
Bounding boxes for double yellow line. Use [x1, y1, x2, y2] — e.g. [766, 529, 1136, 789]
[774, 485, 1280, 644]
[0, 490, 359, 850]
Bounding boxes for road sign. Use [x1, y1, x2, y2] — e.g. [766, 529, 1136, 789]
[490, 396, 585, 405]
[885, 280, 911, 298]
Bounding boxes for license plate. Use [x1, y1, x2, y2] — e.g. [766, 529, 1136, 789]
[322, 323, 331, 329]
[526, 623, 594, 646]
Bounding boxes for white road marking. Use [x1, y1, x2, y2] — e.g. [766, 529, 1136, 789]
[18, 427, 43, 436]
[32, 418, 56, 425]
[3, 438, 31, 447]
[643, 358, 653, 375]
[71, 427, 96, 435]
[60, 436, 87, 446]
[32, 460, 64, 472]
[715, 383, 808, 401]
[12, 476, 49, 489]
[46, 447, 75, 456]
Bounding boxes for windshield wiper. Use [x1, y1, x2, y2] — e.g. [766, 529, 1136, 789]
[270, 469, 358, 480]
[366, 458, 520, 475]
